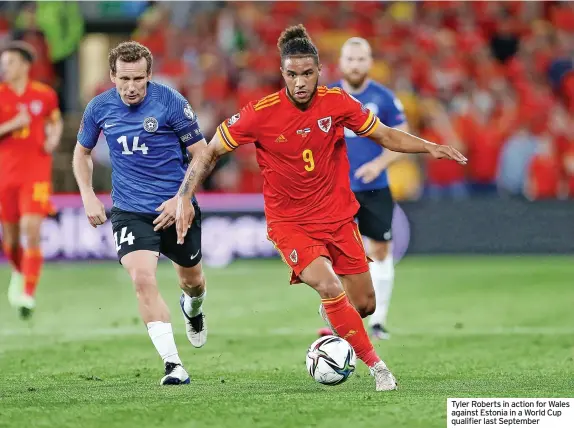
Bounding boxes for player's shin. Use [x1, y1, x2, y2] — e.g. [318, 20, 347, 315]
[2, 242, 23, 273]
[368, 254, 394, 328]
[5, 242, 24, 308]
[131, 271, 183, 363]
[22, 247, 43, 298]
[179, 272, 207, 348]
[147, 321, 183, 365]
[182, 288, 205, 318]
[321, 292, 384, 368]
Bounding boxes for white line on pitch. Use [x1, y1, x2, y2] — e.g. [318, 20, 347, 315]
[1, 326, 574, 338]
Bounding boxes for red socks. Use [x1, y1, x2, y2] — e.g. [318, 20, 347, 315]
[22, 247, 43, 297]
[2, 243, 43, 297]
[3, 243, 23, 273]
[321, 293, 381, 367]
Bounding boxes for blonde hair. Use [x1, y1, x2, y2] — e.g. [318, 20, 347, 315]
[341, 37, 372, 57]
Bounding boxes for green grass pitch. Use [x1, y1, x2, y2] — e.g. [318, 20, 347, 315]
[0, 256, 572, 428]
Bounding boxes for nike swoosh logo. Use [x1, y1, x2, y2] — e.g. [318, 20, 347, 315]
[190, 249, 200, 260]
[104, 123, 115, 128]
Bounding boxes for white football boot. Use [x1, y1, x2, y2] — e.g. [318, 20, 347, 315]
[370, 361, 398, 391]
[160, 362, 190, 385]
[179, 294, 207, 348]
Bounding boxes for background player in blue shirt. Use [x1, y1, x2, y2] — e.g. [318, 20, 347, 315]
[72, 42, 207, 385]
[326, 37, 410, 340]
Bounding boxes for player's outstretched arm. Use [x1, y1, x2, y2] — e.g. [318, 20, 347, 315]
[175, 133, 229, 244]
[72, 143, 107, 227]
[369, 122, 467, 164]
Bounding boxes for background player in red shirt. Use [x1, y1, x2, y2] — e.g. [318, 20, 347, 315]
[0, 41, 63, 318]
[175, 25, 466, 391]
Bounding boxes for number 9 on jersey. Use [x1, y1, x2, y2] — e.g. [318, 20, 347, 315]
[303, 149, 315, 172]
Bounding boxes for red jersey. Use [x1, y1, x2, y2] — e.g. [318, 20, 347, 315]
[0, 81, 60, 184]
[217, 86, 379, 226]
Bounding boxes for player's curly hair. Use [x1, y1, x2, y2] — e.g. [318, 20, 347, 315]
[277, 24, 319, 65]
[108, 41, 153, 76]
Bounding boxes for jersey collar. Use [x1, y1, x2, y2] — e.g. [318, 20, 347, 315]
[5, 79, 30, 97]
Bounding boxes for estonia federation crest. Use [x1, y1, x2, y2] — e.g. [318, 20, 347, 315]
[143, 117, 159, 133]
[317, 116, 332, 133]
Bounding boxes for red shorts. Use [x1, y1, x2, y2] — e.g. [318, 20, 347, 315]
[0, 180, 54, 223]
[267, 220, 370, 284]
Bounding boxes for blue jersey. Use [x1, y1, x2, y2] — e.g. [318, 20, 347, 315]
[77, 82, 204, 214]
[329, 80, 406, 192]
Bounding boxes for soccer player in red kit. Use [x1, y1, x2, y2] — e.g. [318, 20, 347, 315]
[0, 41, 63, 318]
[175, 25, 466, 391]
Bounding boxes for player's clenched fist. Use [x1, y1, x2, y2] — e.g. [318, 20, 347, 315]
[175, 196, 195, 244]
[12, 104, 31, 129]
[82, 193, 107, 228]
[427, 143, 467, 165]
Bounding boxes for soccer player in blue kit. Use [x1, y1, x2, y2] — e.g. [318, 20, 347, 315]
[320, 37, 410, 340]
[72, 42, 207, 385]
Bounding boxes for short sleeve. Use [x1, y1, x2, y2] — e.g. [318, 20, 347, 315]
[166, 89, 204, 147]
[340, 90, 380, 137]
[217, 104, 257, 151]
[77, 99, 101, 150]
[380, 92, 406, 128]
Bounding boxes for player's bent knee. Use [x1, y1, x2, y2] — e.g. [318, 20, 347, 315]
[356, 299, 376, 318]
[349, 287, 376, 318]
[178, 268, 205, 292]
[20, 215, 43, 248]
[313, 278, 344, 300]
[301, 258, 343, 299]
[129, 268, 158, 297]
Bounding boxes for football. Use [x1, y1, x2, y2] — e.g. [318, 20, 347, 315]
[306, 335, 356, 385]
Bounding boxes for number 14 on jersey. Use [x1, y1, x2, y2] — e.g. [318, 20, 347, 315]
[118, 136, 148, 155]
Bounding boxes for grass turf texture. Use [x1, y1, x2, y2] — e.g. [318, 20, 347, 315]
[0, 256, 572, 428]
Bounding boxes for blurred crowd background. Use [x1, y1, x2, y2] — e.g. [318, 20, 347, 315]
[1, 0, 574, 201]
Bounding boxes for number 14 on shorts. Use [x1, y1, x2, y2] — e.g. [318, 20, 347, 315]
[115, 227, 135, 251]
